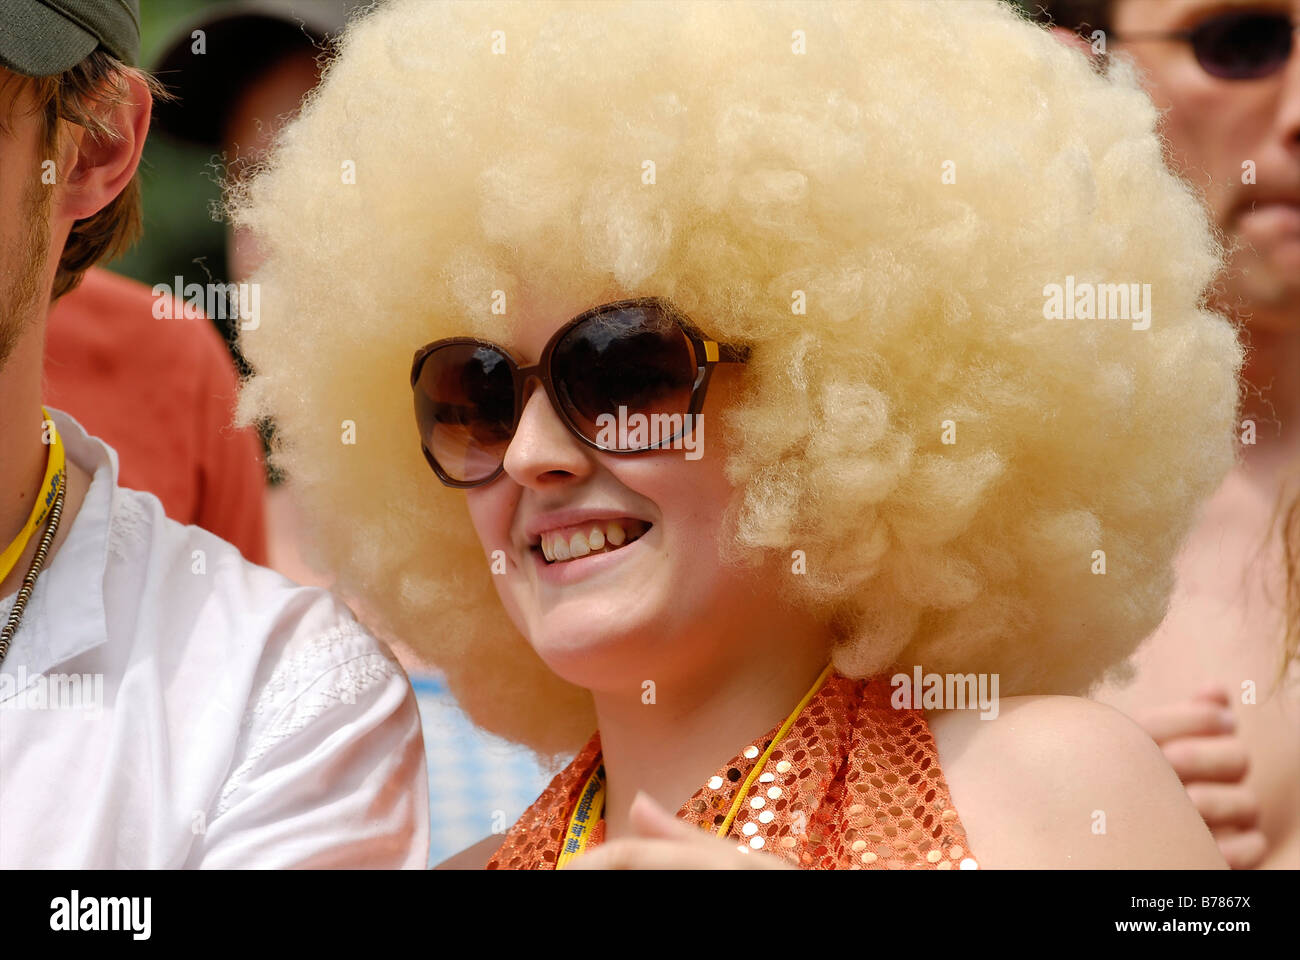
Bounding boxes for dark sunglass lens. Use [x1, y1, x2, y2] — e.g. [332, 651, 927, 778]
[1193, 12, 1292, 79]
[552, 303, 696, 449]
[414, 343, 514, 482]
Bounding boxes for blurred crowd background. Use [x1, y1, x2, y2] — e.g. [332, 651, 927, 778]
[111, 0, 227, 323]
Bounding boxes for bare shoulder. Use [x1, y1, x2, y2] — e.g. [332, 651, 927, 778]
[435, 834, 504, 870]
[926, 695, 1225, 869]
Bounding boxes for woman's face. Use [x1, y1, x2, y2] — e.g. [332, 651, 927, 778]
[463, 291, 770, 694]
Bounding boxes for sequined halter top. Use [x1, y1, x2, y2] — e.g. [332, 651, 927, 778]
[487, 671, 979, 870]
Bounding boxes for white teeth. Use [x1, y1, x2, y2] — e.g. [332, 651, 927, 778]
[539, 519, 644, 564]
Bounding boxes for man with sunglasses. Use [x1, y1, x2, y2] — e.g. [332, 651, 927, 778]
[0, 0, 428, 867]
[1032, 0, 1300, 869]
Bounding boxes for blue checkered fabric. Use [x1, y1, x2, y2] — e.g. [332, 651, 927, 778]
[410, 672, 563, 867]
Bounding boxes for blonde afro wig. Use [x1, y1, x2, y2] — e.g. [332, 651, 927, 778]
[233, 0, 1242, 757]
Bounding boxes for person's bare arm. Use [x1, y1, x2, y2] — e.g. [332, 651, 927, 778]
[931, 695, 1227, 869]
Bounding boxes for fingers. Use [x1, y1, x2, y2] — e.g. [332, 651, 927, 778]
[1141, 698, 1265, 870]
[1162, 735, 1250, 784]
[1213, 829, 1269, 871]
[1191, 686, 1230, 707]
[568, 838, 759, 870]
[1135, 699, 1236, 745]
[1184, 783, 1261, 830]
[627, 791, 696, 840]
[568, 839, 683, 870]
[572, 796, 799, 870]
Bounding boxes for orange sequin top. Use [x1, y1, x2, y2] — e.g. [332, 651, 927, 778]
[487, 672, 979, 870]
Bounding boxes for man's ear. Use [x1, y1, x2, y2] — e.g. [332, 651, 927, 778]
[54, 70, 151, 224]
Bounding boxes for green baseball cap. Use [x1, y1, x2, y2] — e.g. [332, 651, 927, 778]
[0, 0, 141, 77]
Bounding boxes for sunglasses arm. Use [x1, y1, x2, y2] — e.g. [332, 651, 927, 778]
[702, 340, 750, 364]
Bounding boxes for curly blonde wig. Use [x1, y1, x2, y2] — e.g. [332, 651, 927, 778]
[232, 0, 1242, 757]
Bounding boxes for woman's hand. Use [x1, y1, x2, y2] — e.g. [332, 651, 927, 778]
[569, 792, 797, 870]
[1132, 686, 1267, 870]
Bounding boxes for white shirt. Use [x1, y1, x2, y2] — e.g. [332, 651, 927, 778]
[0, 410, 429, 868]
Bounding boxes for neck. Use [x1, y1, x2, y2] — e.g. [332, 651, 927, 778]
[593, 611, 830, 842]
[1238, 321, 1300, 482]
[0, 326, 92, 607]
[1, 330, 51, 561]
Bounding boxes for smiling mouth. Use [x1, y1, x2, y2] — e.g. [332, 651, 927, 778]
[532, 519, 652, 564]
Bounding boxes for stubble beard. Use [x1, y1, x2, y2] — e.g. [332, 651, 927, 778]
[0, 179, 52, 370]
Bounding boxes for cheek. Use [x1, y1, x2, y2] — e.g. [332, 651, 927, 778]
[464, 484, 517, 556]
[662, 394, 745, 557]
[682, 458, 734, 545]
[628, 440, 738, 575]
[1160, 85, 1243, 159]
[465, 484, 533, 632]
[1138, 63, 1270, 218]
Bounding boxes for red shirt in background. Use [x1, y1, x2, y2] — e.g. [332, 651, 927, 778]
[44, 267, 269, 566]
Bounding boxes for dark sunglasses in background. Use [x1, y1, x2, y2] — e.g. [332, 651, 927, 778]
[1111, 8, 1297, 80]
[410, 298, 749, 488]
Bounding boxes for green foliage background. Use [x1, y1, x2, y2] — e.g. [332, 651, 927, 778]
[109, 0, 239, 303]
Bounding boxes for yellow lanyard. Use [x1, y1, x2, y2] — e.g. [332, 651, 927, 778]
[0, 410, 66, 586]
[555, 663, 833, 869]
[554, 762, 606, 870]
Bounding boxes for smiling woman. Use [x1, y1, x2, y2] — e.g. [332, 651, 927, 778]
[230, 0, 1241, 869]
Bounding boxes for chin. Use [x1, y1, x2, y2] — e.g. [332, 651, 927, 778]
[525, 619, 673, 693]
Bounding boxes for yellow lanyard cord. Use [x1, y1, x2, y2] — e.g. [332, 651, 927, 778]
[716, 662, 833, 837]
[0, 410, 66, 586]
[555, 764, 605, 870]
[556, 662, 834, 867]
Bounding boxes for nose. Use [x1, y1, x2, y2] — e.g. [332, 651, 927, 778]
[501, 377, 595, 488]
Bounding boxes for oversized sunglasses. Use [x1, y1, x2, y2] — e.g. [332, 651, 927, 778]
[410, 297, 749, 488]
[1116, 8, 1297, 80]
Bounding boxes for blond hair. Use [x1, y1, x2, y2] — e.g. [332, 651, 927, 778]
[231, 0, 1243, 758]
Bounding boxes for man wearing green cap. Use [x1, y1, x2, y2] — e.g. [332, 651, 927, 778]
[0, 0, 429, 868]
[11, 0, 272, 566]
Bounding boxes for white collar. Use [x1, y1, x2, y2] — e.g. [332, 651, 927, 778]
[0, 408, 113, 700]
